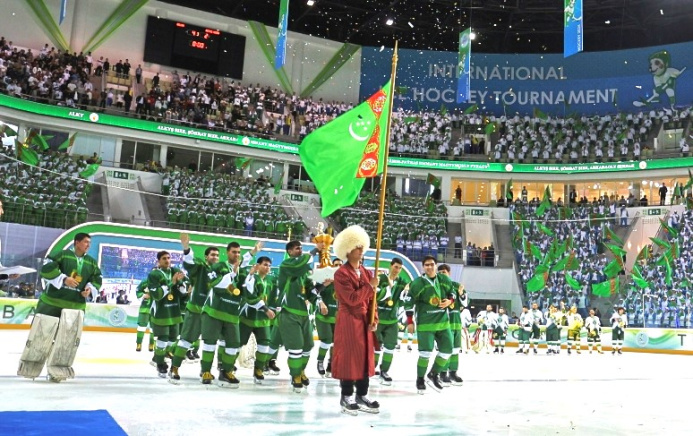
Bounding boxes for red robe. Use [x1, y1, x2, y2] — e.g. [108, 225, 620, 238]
[331, 263, 378, 381]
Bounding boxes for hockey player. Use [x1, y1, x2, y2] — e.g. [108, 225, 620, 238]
[437, 264, 465, 386]
[135, 278, 155, 352]
[475, 305, 497, 354]
[460, 299, 473, 353]
[169, 233, 220, 374]
[195, 241, 254, 387]
[407, 256, 454, 394]
[566, 306, 583, 354]
[530, 302, 544, 354]
[148, 251, 189, 378]
[585, 309, 603, 354]
[494, 307, 510, 354]
[518, 305, 533, 354]
[18, 233, 102, 382]
[277, 240, 323, 393]
[610, 307, 627, 354]
[240, 256, 277, 384]
[315, 258, 342, 378]
[375, 258, 409, 386]
[545, 305, 561, 354]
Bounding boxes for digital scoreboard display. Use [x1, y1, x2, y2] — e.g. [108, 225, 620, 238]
[172, 22, 221, 62]
[144, 16, 246, 79]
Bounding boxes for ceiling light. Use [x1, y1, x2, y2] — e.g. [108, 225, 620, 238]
[386, 18, 394, 26]
[605, 20, 611, 24]
[470, 32, 477, 40]
[307, 0, 315, 5]
[660, 9, 664, 15]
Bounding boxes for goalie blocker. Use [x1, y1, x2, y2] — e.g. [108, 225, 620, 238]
[18, 309, 84, 382]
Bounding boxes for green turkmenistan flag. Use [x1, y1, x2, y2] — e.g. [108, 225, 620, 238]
[536, 186, 551, 216]
[659, 218, 679, 238]
[235, 157, 253, 170]
[650, 236, 670, 249]
[603, 225, 623, 245]
[631, 264, 649, 289]
[524, 239, 542, 260]
[58, 132, 78, 151]
[426, 173, 441, 188]
[537, 222, 554, 236]
[15, 139, 39, 166]
[533, 107, 549, 121]
[274, 172, 284, 194]
[300, 81, 391, 217]
[684, 169, 693, 190]
[603, 259, 622, 279]
[506, 178, 513, 200]
[565, 273, 582, 290]
[1, 124, 17, 137]
[526, 264, 550, 293]
[592, 277, 619, 297]
[636, 245, 649, 263]
[484, 122, 496, 135]
[604, 242, 627, 260]
[463, 104, 478, 114]
[79, 163, 100, 178]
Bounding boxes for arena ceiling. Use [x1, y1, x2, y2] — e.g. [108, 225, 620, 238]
[161, 0, 693, 53]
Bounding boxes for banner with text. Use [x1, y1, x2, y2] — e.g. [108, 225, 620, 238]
[457, 28, 471, 103]
[275, 0, 289, 69]
[360, 40, 693, 116]
[564, 0, 583, 58]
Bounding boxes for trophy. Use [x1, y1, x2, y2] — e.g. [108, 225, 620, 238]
[310, 222, 338, 283]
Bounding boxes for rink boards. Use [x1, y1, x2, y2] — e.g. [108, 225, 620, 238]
[2, 297, 692, 354]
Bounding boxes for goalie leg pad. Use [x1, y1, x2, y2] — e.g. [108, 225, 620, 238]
[46, 309, 84, 381]
[17, 314, 60, 379]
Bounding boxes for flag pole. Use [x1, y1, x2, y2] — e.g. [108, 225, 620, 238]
[370, 41, 399, 326]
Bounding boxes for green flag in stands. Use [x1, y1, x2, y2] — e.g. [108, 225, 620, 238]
[426, 173, 441, 188]
[235, 157, 252, 170]
[58, 133, 78, 151]
[274, 172, 284, 195]
[506, 179, 513, 200]
[463, 104, 478, 114]
[299, 81, 391, 217]
[533, 107, 548, 120]
[565, 273, 582, 290]
[603, 225, 624, 245]
[15, 139, 39, 166]
[631, 264, 649, 289]
[79, 163, 100, 178]
[484, 122, 496, 135]
[592, 277, 619, 297]
[526, 264, 550, 292]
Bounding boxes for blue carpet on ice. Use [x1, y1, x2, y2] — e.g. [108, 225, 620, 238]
[0, 410, 127, 436]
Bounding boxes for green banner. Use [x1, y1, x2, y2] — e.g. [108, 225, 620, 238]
[3, 94, 693, 175]
[0, 298, 140, 328]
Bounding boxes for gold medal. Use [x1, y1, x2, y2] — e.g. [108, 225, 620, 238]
[233, 288, 241, 296]
[167, 293, 174, 301]
[301, 286, 306, 294]
[387, 300, 393, 307]
[450, 303, 455, 309]
[70, 271, 83, 283]
[430, 296, 441, 306]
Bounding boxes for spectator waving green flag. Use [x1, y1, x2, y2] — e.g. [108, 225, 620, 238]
[58, 133, 78, 151]
[80, 162, 101, 178]
[463, 104, 478, 114]
[565, 273, 582, 291]
[15, 139, 39, 166]
[526, 264, 550, 292]
[299, 81, 392, 217]
[592, 277, 619, 297]
[426, 173, 441, 188]
[506, 179, 513, 200]
[631, 264, 649, 289]
[603, 225, 624, 245]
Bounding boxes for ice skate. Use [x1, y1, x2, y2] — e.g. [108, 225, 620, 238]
[449, 371, 463, 386]
[253, 368, 265, 385]
[317, 360, 326, 377]
[267, 359, 280, 375]
[416, 377, 426, 394]
[356, 395, 380, 414]
[201, 371, 214, 385]
[156, 362, 168, 378]
[218, 370, 240, 389]
[292, 375, 303, 393]
[168, 366, 180, 385]
[439, 371, 451, 387]
[340, 396, 359, 416]
[379, 370, 393, 386]
[426, 371, 443, 392]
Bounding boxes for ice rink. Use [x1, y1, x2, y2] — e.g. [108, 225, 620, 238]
[1, 329, 691, 436]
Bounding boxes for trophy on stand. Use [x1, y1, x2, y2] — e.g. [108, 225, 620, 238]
[310, 222, 338, 283]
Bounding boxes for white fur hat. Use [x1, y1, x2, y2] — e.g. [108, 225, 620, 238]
[333, 225, 370, 261]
